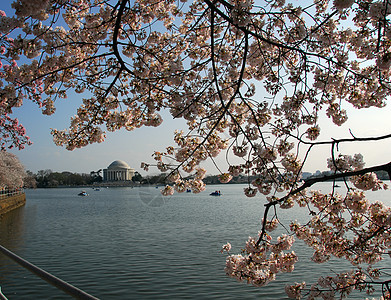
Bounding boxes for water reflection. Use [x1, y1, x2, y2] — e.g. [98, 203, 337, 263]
[0, 185, 389, 299]
[0, 206, 26, 251]
[0, 206, 27, 286]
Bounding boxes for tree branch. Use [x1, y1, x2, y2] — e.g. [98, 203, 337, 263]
[257, 161, 391, 245]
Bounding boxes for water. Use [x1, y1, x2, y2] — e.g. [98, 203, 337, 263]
[0, 183, 389, 299]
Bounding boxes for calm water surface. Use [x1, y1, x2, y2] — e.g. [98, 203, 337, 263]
[0, 183, 390, 299]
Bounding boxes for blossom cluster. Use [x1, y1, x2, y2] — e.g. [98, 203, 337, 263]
[223, 233, 297, 288]
[289, 187, 391, 275]
[351, 172, 385, 191]
[327, 153, 365, 172]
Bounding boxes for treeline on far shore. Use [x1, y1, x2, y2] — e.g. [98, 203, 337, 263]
[25, 170, 141, 188]
[25, 169, 390, 189]
[25, 170, 101, 188]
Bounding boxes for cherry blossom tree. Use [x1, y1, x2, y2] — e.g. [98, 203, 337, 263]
[0, 150, 25, 189]
[0, 10, 31, 150]
[1, 0, 391, 298]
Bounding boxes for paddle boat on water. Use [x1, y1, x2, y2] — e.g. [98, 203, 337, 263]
[78, 191, 88, 196]
[210, 191, 221, 196]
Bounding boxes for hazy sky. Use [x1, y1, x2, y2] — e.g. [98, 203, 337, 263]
[8, 91, 391, 176]
[9, 98, 188, 176]
[4, 2, 391, 176]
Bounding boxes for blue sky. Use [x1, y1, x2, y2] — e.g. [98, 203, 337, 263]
[9, 91, 391, 176]
[9, 96, 188, 175]
[1, 2, 188, 176]
[4, 1, 391, 176]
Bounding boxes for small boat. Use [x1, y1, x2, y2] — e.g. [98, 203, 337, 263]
[210, 191, 221, 196]
[186, 189, 191, 193]
[78, 191, 88, 196]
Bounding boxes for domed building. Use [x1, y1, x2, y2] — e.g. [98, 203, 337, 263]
[103, 160, 135, 182]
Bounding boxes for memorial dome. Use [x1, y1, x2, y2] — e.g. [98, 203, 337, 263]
[103, 160, 135, 182]
[108, 160, 130, 169]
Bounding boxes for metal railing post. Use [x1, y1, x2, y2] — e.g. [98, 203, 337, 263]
[0, 286, 8, 300]
[0, 245, 99, 300]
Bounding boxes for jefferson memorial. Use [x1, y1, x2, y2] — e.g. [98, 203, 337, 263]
[103, 160, 135, 182]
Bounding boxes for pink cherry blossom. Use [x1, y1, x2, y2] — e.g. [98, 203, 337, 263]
[1, 0, 391, 297]
[161, 185, 174, 196]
